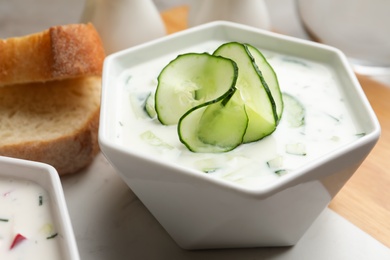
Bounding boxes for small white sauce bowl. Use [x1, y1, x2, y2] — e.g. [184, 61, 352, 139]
[0, 156, 80, 259]
[99, 21, 380, 249]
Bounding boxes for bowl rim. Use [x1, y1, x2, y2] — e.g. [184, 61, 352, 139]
[99, 21, 381, 197]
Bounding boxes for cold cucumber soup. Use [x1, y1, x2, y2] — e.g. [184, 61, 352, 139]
[115, 40, 363, 189]
[0, 177, 62, 259]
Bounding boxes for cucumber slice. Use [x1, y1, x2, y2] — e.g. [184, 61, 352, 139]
[155, 53, 238, 125]
[213, 42, 277, 143]
[246, 44, 283, 123]
[282, 93, 305, 127]
[178, 88, 248, 153]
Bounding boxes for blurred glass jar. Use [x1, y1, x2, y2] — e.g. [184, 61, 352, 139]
[188, 0, 271, 30]
[81, 0, 166, 54]
[296, 0, 390, 74]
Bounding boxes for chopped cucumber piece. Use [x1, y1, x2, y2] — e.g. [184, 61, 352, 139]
[266, 155, 283, 169]
[282, 93, 305, 127]
[195, 158, 223, 173]
[140, 130, 174, 150]
[330, 136, 340, 142]
[203, 168, 219, 173]
[213, 42, 277, 143]
[130, 92, 150, 119]
[144, 92, 157, 118]
[178, 88, 248, 153]
[285, 143, 306, 156]
[155, 53, 238, 125]
[246, 44, 283, 123]
[275, 169, 288, 176]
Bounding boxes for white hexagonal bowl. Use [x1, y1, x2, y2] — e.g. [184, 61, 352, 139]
[99, 21, 380, 249]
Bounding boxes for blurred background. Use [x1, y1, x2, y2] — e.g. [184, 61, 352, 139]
[1, 0, 389, 85]
[0, 0, 307, 42]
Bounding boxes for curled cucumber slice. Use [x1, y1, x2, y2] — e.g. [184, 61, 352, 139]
[148, 42, 283, 153]
[213, 42, 277, 143]
[155, 53, 238, 125]
[246, 44, 283, 123]
[178, 88, 247, 153]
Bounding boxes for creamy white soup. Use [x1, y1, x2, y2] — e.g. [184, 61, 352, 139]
[0, 177, 62, 259]
[114, 41, 362, 188]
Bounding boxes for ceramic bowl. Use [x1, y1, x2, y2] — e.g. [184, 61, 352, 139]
[0, 156, 80, 259]
[99, 21, 380, 249]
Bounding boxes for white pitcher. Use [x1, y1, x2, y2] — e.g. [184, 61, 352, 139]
[80, 0, 166, 54]
[188, 0, 271, 30]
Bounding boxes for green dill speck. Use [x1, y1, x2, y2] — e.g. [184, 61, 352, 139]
[39, 195, 43, 206]
[46, 233, 58, 239]
[326, 113, 340, 122]
[282, 57, 308, 67]
[125, 75, 132, 85]
[0, 218, 9, 222]
[356, 133, 366, 137]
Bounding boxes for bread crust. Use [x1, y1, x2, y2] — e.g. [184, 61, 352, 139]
[0, 108, 100, 175]
[0, 23, 105, 87]
[0, 76, 102, 176]
[0, 24, 105, 175]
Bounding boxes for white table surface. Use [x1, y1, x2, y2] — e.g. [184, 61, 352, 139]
[1, 0, 389, 259]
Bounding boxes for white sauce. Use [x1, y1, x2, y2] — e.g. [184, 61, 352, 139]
[115, 40, 362, 189]
[0, 177, 62, 259]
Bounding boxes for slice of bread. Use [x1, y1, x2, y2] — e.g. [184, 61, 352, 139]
[0, 23, 105, 87]
[0, 76, 101, 175]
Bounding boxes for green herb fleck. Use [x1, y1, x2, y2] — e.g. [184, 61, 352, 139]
[125, 75, 132, 85]
[325, 113, 340, 122]
[46, 233, 58, 240]
[39, 195, 43, 206]
[0, 218, 9, 222]
[282, 57, 308, 67]
[356, 133, 366, 137]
